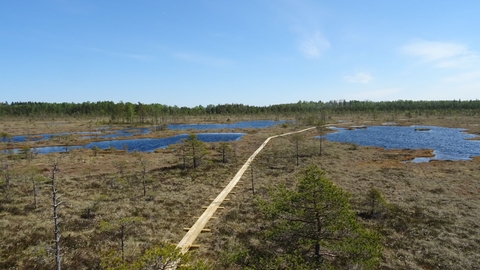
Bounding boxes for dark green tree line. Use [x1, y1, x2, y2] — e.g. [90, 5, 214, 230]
[2, 99, 480, 119]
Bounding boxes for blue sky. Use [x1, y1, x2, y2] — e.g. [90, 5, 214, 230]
[1, 1, 479, 107]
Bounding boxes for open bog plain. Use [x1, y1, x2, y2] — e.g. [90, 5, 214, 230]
[1, 113, 479, 269]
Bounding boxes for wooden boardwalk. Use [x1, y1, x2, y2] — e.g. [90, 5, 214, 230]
[176, 127, 315, 253]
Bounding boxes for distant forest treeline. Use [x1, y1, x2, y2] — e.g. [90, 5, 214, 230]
[1, 100, 479, 122]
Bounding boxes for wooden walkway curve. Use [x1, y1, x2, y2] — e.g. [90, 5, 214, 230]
[176, 127, 315, 254]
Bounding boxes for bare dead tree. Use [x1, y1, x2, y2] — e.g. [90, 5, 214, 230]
[51, 162, 63, 270]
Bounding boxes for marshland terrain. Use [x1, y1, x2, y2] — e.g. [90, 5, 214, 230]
[1, 103, 479, 269]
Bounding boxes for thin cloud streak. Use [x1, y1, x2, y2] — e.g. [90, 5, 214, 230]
[345, 72, 373, 84]
[435, 54, 478, 68]
[277, 1, 330, 59]
[298, 31, 330, 58]
[442, 71, 480, 83]
[402, 40, 477, 68]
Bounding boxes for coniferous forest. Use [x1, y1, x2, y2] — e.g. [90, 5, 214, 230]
[1, 99, 479, 120]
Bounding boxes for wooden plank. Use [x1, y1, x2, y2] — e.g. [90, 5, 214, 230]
[176, 127, 316, 254]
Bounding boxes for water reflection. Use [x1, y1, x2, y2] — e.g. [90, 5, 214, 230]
[9, 120, 285, 142]
[167, 120, 286, 130]
[26, 133, 244, 154]
[321, 126, 480, 162]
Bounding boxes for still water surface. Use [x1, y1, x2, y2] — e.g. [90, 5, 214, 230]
[9, 120, 284, 142]
[167, 120, 286, 130]
[323, 126, 480, 162]
[29, 133, 244, 154]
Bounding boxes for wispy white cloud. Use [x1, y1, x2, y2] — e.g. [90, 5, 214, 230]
[345, 72, 373, 84]
[347, 88, 400, 101]
[401, 40, 477, 68]
[435, 54, 478, 68]
[402, 41, 466, 61]
[442, 71, 480, 83]
[173, 52, 232, 67]
[298, 31, 330, 58]
[274, 1, 330, 59]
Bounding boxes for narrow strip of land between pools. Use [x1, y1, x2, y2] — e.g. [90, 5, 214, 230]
[176, 126, 316, 254]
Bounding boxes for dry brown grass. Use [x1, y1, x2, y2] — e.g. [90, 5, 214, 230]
[1, 113, 479, 269]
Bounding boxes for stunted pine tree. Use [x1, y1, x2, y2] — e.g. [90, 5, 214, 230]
[218, 142, 232, 163]
[182, 134, 208, 169]
[24, 166, 44, 209]
[92, 145, 100, 157]
[100, 217, 143, 262]
[1, 132, 10, 143]
[252, 165, 381, 269]
[290, 133, 304, 166]
[362, 186, 389, 219]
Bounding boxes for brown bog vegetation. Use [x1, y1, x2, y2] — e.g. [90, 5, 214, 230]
[1, 112, 479, 269]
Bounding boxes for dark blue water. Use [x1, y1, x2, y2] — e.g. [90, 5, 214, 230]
[322, 126, 480, 162]
[9, 128, 150, 142]
[7, 120, 284, 143]
[24, 133, 244, 154]
[167, 120, 286, 130]
[81, 128, 150, 139]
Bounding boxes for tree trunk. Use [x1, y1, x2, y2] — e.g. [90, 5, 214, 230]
[192, 143, 197, 169]
[319, 137, 323, 156]
[51, 163, 62, 270]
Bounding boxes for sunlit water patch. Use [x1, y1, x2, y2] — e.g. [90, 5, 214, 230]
[7, 120, 285, 143]
[9, 128, 150, 142]
[167, 120, 287, 130]
[320, 126, 480, 162]
[20, 133, 244, 154]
